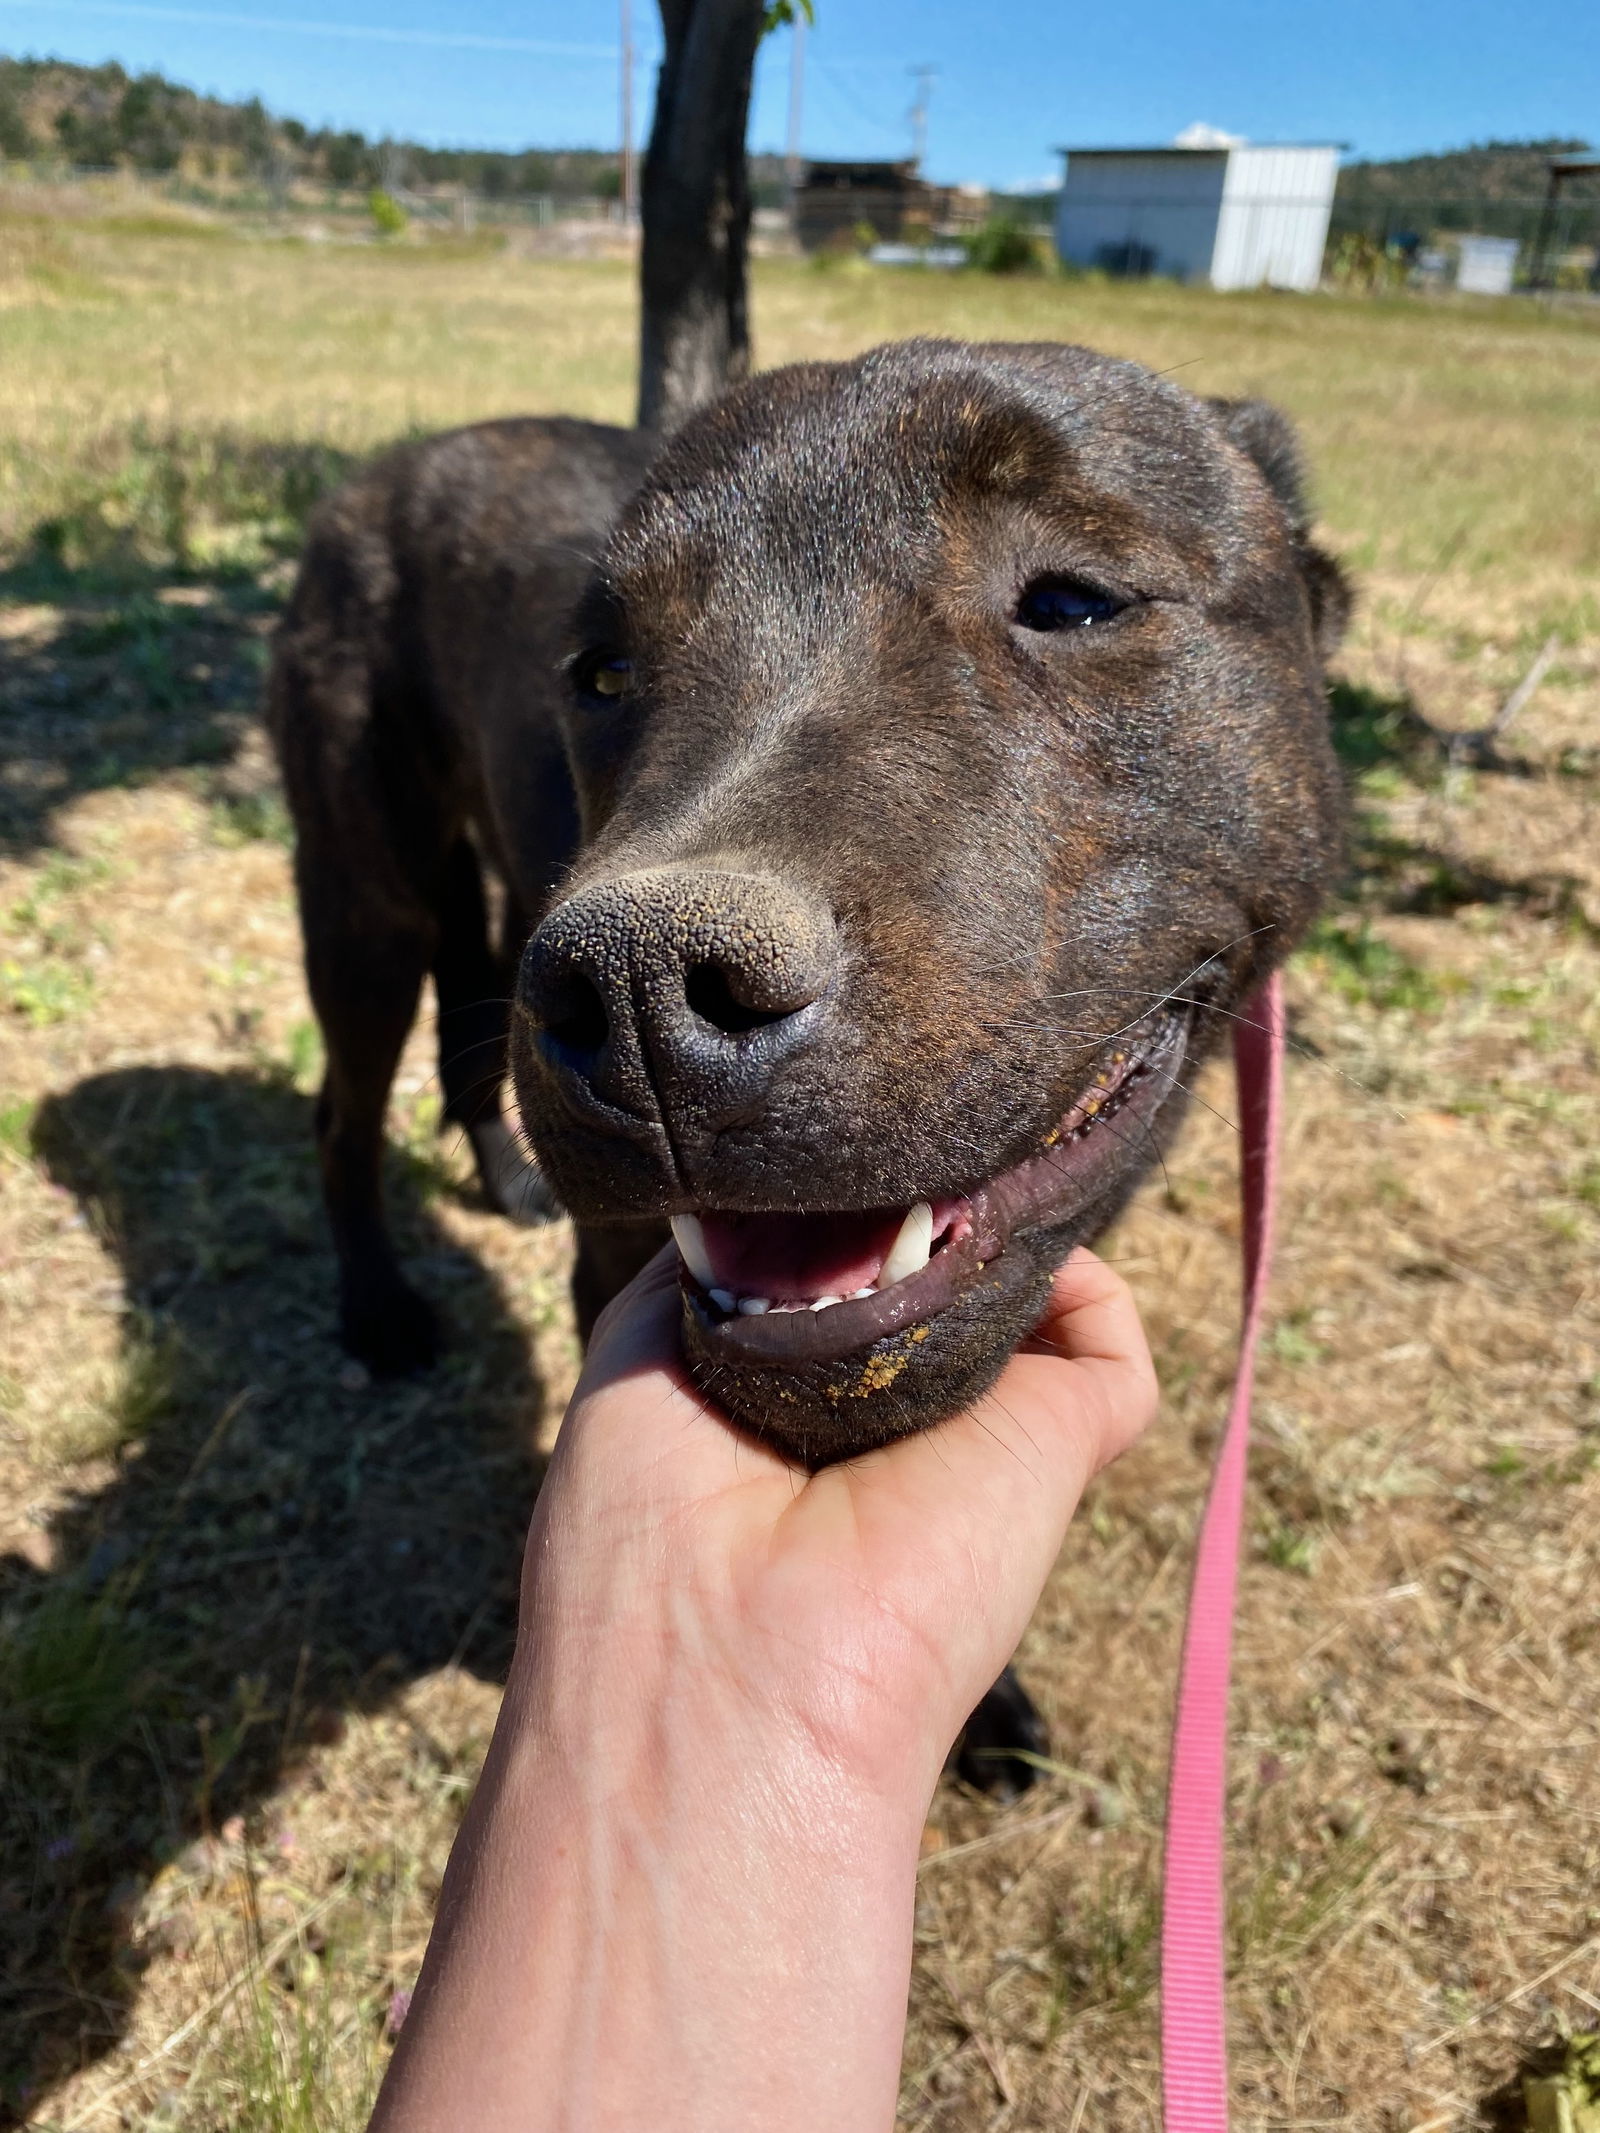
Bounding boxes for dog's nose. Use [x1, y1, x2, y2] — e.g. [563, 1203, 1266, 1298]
[520, 869, 838, 1131]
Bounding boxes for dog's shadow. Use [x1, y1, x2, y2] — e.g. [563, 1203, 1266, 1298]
[2, 1064, 547, 2123]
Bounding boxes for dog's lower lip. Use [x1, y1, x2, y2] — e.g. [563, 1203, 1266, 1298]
[679, 1009, 1189, 1368]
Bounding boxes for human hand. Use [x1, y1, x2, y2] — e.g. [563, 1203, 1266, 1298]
[371, 1248, 1156, 2133]
[513, 1243, 1158, 1811]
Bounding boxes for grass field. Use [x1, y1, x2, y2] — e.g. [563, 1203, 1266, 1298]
[1, 196, 1598, 2132]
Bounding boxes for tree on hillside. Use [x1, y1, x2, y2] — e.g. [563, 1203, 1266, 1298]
[637, 0, 768, 432]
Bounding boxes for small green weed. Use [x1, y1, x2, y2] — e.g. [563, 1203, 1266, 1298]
[1267, 1315, 1329, 1367]
[209, 789, 293, 848]
[1261, 1520, 1319, 1576]
[118, 1318, 183, 1441]
[0, 1094, 35, 1161]
[181, 1948, 385, 2133]
[258, 1018, 322, 1093]
[1297, 918, 1446, 1015]
[0, 1577, 145, 1759]
[1048, 1859, 1160, 2015]
[1232, 1831, 1386, 1975]
[1, 957, 96, 1027]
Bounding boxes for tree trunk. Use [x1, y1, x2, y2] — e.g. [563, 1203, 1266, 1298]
[637, 0, 764, 433]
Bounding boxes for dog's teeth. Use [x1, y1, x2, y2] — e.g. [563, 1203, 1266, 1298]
[670, 1214, 716, 1290]
[811, 1295, 842, 1311]
[878, 1200, 934, 1288]
[772, 1300, 805, 1312]
[737, 1296, 771, 1315]
[708, 1287, 737, 1313]
[851, 1287, 875, 1299]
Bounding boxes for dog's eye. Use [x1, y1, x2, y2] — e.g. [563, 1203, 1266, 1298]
[1015, 578, 1125, 632]
[574, 651, 633, 702]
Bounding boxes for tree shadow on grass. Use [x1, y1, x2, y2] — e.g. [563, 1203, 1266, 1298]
[1355, 823, 1600, 937]
[0, 558, 284, 866]
[1325, 681, 1598, 940]
[1329, 675, 1557, 785]
[0, 433, 359, 862]
[1, 1064, 545, 2124]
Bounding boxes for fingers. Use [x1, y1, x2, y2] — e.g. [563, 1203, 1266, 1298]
[559, 1241, 1155, 1564]
[579, 1243, 684, 1384]
[1018, 1249, 1159, 1472]
[819, 1251, 1158, 1649]
[559, 1245, 793, 1498]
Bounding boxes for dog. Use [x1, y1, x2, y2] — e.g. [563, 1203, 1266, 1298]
[272, 339, 1349, 1789]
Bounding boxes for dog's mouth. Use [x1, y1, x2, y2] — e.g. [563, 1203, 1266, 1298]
[674, 1007, 1188, 1369]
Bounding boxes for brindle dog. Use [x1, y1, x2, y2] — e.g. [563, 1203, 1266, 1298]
[272, 339, 1349, 1791]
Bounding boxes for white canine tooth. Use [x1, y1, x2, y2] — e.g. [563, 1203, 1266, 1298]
[670, 1214, 716, 1291]
[811, 1295, 842, 1311]
[737, 1296, 771, 1315]
[878, 1200, 934, 1289]
[773, 1300, 805, 1312]
[708, 1287, 737, 1314]
[851, 1287, 875, 1299]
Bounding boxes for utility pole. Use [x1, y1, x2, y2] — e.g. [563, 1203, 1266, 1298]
[620, 0, 637, 220]
[784, 6, 807, 216]
[908, 63, 936, 172]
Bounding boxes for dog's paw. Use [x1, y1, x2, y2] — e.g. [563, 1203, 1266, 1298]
[469, 1115, 560, 1226]
[339, 1280, 441, 1377]
[955, 1666, 1050, 1801]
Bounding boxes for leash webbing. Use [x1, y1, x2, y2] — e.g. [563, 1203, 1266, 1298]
[1160, 971, 1286, 2133]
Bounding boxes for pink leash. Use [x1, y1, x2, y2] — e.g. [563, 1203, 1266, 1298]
[1160, 970, 1286, 2133]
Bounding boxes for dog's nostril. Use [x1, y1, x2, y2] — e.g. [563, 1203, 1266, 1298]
[684, 962, 797, 1037]
[542, 971, 609, 1056]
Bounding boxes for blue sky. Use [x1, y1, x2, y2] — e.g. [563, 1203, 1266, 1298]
[2, 0, 1596, 189]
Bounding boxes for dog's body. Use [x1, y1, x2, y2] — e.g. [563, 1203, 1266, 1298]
[270, 415, 659, 1372]
[272, 339, 1348, 1791]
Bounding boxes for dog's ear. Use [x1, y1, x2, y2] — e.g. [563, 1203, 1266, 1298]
[1210, 396, 1352, 662]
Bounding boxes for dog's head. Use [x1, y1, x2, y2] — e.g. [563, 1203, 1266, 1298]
[512, 339, 1348, 1463]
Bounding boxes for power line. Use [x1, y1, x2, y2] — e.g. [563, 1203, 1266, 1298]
[812, 59, 902, 142]
[0, 0, 622, 59]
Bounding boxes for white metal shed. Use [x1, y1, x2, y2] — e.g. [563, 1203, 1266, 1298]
[1054, 138, 1340, 291]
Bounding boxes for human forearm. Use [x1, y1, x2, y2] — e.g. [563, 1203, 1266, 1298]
[369, 1656, 925, 2133]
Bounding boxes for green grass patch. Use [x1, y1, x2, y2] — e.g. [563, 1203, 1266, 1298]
[1, 955, 95, 1026]
[1296, 917, 1450, 1015]
[179, 1948, 385, 2133]
[0, 1576, 146, 1759]
[0, 1093, 36, 1160]
[209, 788, 294, 848]
[1260, 1519, 1320, 1576]
[1327, 679, 1438, 781]
[16, 426, 355, 582]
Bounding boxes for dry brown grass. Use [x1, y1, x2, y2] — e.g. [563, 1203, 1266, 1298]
[1, 200, 1597, 2132]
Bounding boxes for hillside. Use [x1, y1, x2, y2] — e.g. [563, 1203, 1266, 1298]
[1337, 136, 1599, 204]
[3, 56, 1594, 222]
[0, 54, 626, 197]
[0, 54, 790, 200]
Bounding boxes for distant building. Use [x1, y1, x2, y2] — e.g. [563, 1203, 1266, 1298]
[793, 160, 988, 252]
[1054, 133, 1340, 290]
[1455, 234, 1520, 295]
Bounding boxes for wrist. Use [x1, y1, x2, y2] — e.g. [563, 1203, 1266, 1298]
[377, 1660, 924, 2133]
